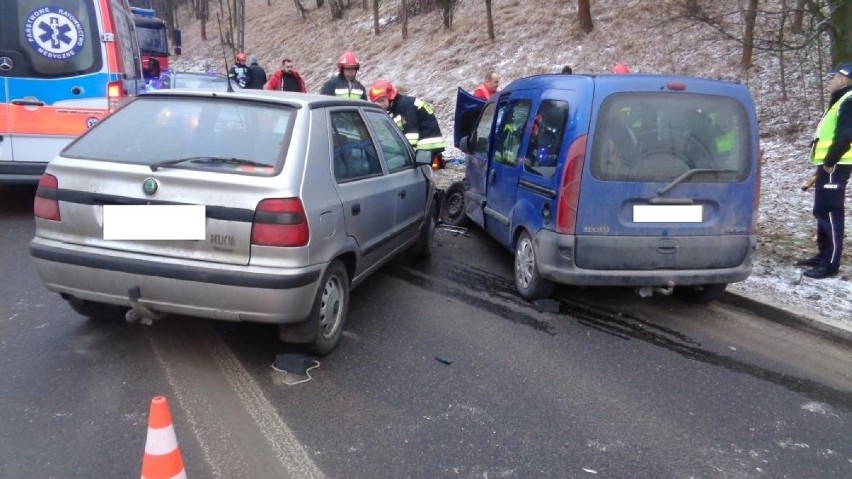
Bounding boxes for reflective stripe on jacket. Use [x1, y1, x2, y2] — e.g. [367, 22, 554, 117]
[811, 90, 852, 165]
[390, 95, 445, 151]
[319, 75, 367, 100]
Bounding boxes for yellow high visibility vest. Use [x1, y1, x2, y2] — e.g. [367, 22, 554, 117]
[811, 90, 852, 165]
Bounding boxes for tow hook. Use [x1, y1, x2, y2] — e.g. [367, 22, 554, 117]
[635, 281, 675, 298]
[125, 286, 167, 325]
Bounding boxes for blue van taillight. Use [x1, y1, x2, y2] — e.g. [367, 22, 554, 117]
[555, 135, 587, 234]
[751, 148, 762, 233]
[34, 174, 61, 221]
[251, 198, 310, 247]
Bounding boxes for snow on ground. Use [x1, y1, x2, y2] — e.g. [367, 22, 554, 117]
[169, 0, 852, 333]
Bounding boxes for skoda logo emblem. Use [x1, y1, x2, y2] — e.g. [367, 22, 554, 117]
[142, 178, 159, 196]
[0, 57, 12, 72]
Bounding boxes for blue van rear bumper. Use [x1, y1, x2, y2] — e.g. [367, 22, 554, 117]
[534, 229, 756, 287]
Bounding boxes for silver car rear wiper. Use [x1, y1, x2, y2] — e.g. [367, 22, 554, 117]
[149, 156, 270, 171]
[657, 168, 739, 195]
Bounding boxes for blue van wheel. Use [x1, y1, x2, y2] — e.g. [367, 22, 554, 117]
[440, 182, 467, 227]
[514, 231, 554, 300]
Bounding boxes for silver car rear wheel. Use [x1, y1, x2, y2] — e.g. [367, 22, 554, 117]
[310, 260, 349, 355]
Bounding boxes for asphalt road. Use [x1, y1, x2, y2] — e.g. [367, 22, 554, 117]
[1, 184, 850, 478]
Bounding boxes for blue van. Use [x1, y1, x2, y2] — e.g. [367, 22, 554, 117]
[453, 74, 760, 302]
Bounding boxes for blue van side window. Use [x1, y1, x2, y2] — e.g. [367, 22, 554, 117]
[591, 93, 749, 183]
[524, 99, 569, 178]
[495, 100, 531, 166]
[471, 102, 496, 155]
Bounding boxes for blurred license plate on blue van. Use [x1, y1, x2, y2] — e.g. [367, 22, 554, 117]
[633, 205, 703, 223]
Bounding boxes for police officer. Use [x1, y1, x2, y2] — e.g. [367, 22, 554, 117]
[368, 79, 446, 169]
[797, 62, 852, 279]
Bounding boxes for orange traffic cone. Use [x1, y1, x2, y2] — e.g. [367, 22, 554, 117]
[141, 396, 187, 479]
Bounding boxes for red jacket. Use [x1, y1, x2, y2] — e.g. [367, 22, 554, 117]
[472, 83, 495, 100]
[265, 69, 307, 93]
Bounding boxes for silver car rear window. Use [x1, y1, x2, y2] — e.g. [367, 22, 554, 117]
[64, 96, 293, 175]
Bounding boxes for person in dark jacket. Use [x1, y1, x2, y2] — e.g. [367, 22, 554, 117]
[368, 79, 446, 169]
[246, 55, 267, 89]
[319, 51, 367, 100]
[265, 59, 306, 92]
[796, 62, 852, 279]
[227, 52, 253, 89]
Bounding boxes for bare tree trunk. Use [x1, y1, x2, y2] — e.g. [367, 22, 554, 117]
[372, 0, 379, 35]
[237, 0, 245, 52]
[328, 0, 344, 19]
[791, 0, 804, 33]
[578, 0, 593, 33]
[293, 0, 306, 20]
[194, 0, 209, 41]
[440, 0, 455, 30]
[834, 0, 852, 64]
[485, 0, 494, 40]
[740, 0, 759, 72]
[401, 0, 408, 39]
[778, 0, 788, 100]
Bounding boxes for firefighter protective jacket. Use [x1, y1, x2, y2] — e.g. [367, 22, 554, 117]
[320, 74, 367, 100]
[389, 94, 445, 152]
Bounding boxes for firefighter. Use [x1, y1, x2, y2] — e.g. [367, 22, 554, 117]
[228, 52, 253, 89]
[368, 79, 446, 169]
[320, 51, 367, 100]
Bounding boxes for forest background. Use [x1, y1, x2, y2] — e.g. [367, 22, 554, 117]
[130, 0, 852, 327]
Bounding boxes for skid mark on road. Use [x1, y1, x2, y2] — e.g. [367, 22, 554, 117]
[146, 319, 323, 479]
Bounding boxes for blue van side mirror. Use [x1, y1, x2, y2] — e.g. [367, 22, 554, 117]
[459, 136, 470, 153]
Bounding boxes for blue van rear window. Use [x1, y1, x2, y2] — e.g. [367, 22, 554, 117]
[591, 93, 750, 183]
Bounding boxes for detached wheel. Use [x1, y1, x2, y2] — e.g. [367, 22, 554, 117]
[280, 260, 350, 356]
[514, 231, 554, 300]
[65, 297, 126, 321]
[676, 283, 727, 304]
[440, 181, 467, 227]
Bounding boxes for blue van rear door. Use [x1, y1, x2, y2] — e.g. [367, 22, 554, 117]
[574, 78, 758, 271]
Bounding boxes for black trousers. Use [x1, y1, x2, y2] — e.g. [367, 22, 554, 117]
[812, 164, 851, 269]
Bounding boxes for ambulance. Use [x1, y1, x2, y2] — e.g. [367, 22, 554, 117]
[0, 0, 143, 183]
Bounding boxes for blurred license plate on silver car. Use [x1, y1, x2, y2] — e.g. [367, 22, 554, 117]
[103, 205, 206, 240]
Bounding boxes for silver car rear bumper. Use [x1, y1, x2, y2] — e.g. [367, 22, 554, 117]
[30, 238, 322, 323]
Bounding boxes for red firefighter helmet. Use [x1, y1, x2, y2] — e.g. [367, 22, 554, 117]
[337, 51, 360, 70]
[368, 79, 398, 102]
[611, 63, 630, 74]
[236, 52, 247, 63]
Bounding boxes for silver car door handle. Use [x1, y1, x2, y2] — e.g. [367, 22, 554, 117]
[351, 203, 360, 215]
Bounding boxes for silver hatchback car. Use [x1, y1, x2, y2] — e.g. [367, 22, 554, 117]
[30, 89, 437, 355]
